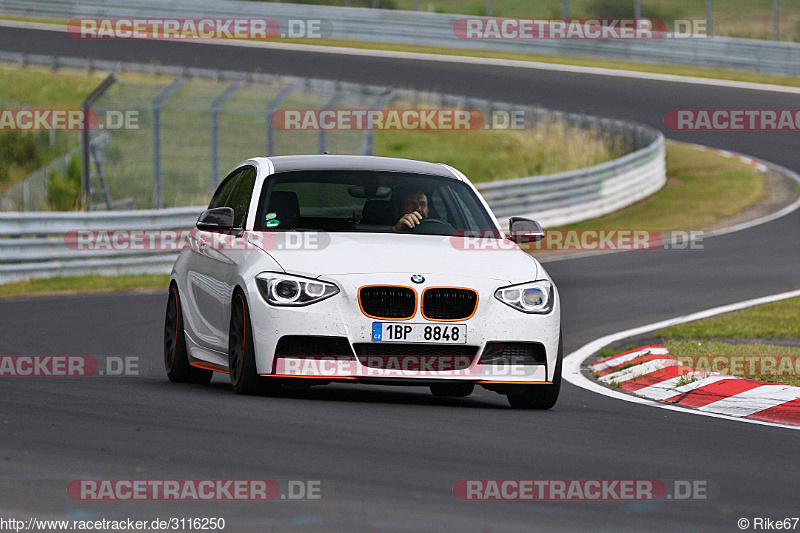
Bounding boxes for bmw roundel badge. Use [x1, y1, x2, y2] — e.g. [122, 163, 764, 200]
[411, 274, 425, 284]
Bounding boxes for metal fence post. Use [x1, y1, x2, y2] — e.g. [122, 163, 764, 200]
[319, 90, 344, 154]
[773, 0, 779, 41]
[634, 0, 641, 20]
[151, 78, 185, 209]
[89, 138, 113, 210]
[706, 0, 713, 37]
[361, 90, 393, 155]
[80, 74, 116, 211]
[265, 85, 295, 156]
[210, 80, 244, 191]
[486, 0, 493, 17]
[561, 0, 568, 19]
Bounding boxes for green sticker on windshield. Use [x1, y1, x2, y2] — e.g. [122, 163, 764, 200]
[265, 219, 280, 228]
[265, 212, 277, 220]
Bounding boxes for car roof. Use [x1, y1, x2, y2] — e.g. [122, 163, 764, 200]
[259, 155, 461, 179]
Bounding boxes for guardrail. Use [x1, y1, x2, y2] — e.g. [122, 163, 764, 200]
[0, 49, 665, 283]
[0, 206, 201, 283]
[0, 132, 664, 284]
[1, 0, 799, 76]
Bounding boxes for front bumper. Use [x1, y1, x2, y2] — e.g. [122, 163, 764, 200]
[245, 272, 561, 384]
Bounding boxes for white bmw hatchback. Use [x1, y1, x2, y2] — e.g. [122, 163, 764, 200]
[165, 155, 562, 408]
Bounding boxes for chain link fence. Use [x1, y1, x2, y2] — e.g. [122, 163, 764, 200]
[0, 53, 669, 281]
[85, 76, 402, 210]
[83, 71, 646, 212]
[0, 94, 79, 211]
[0, 53, 653, 215]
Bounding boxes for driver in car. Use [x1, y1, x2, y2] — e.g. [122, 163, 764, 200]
[391, 188, 429, 231]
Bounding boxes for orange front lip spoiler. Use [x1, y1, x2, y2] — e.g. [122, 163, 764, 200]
[259, 374, 551, 385]
[190, 361, 229, 374]
[264, 374, 357, 380]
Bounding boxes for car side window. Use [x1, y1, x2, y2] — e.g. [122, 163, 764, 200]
[222, 167, 257, 228]
[209, 170, 242, 210]
[429, 189, 450, 223]
[452, 187, 481, 229]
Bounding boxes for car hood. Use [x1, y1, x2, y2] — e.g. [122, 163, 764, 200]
[251, 232, 538, 283]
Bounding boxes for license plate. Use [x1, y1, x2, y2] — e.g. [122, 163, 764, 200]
[372, 322, 467, 344]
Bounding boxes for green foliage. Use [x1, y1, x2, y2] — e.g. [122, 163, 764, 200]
[0, 273, 170, 298]
[47, 154, 82, 211]
[257, 0, 396, 6]
[597, 348, 617, 358]
[581, 0, 685, 21]
[0, 131, 39, 164]
[657, 297, 800, 339]
[0, 130, 51, 183]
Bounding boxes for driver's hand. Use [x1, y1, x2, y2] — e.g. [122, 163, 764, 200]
[392, 211, 422, 231]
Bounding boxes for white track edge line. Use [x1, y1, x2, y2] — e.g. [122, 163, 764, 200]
[2, 19, 800, 95]
[563, 288, 800, 431]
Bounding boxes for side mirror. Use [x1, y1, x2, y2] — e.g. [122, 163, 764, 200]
[196, 207, 234, 231]
[508, 217, 545, 243]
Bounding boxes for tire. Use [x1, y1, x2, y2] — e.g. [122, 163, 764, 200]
[228, 290, 283, 395]
[164, 284, 213, 384]
[430, 383, 475, 397]
[506, 334, 562, 409]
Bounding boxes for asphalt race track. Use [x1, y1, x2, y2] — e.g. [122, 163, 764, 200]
[0, 27, 798, 532]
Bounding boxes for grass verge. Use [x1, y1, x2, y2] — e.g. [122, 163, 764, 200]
[656, 296, 800, 338]
[376, 122, 617, 182]
[555, 140, 765, 232]
[652, 297, 800, 387]
[0, 273, 170, 299]
[664, 339, 800, 387]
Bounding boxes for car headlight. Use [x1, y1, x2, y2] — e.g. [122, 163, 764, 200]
[256, 273, 339, 306]
[494, 280, 554, 314]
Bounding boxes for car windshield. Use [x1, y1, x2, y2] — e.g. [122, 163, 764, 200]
[255, 170, 497, 235]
